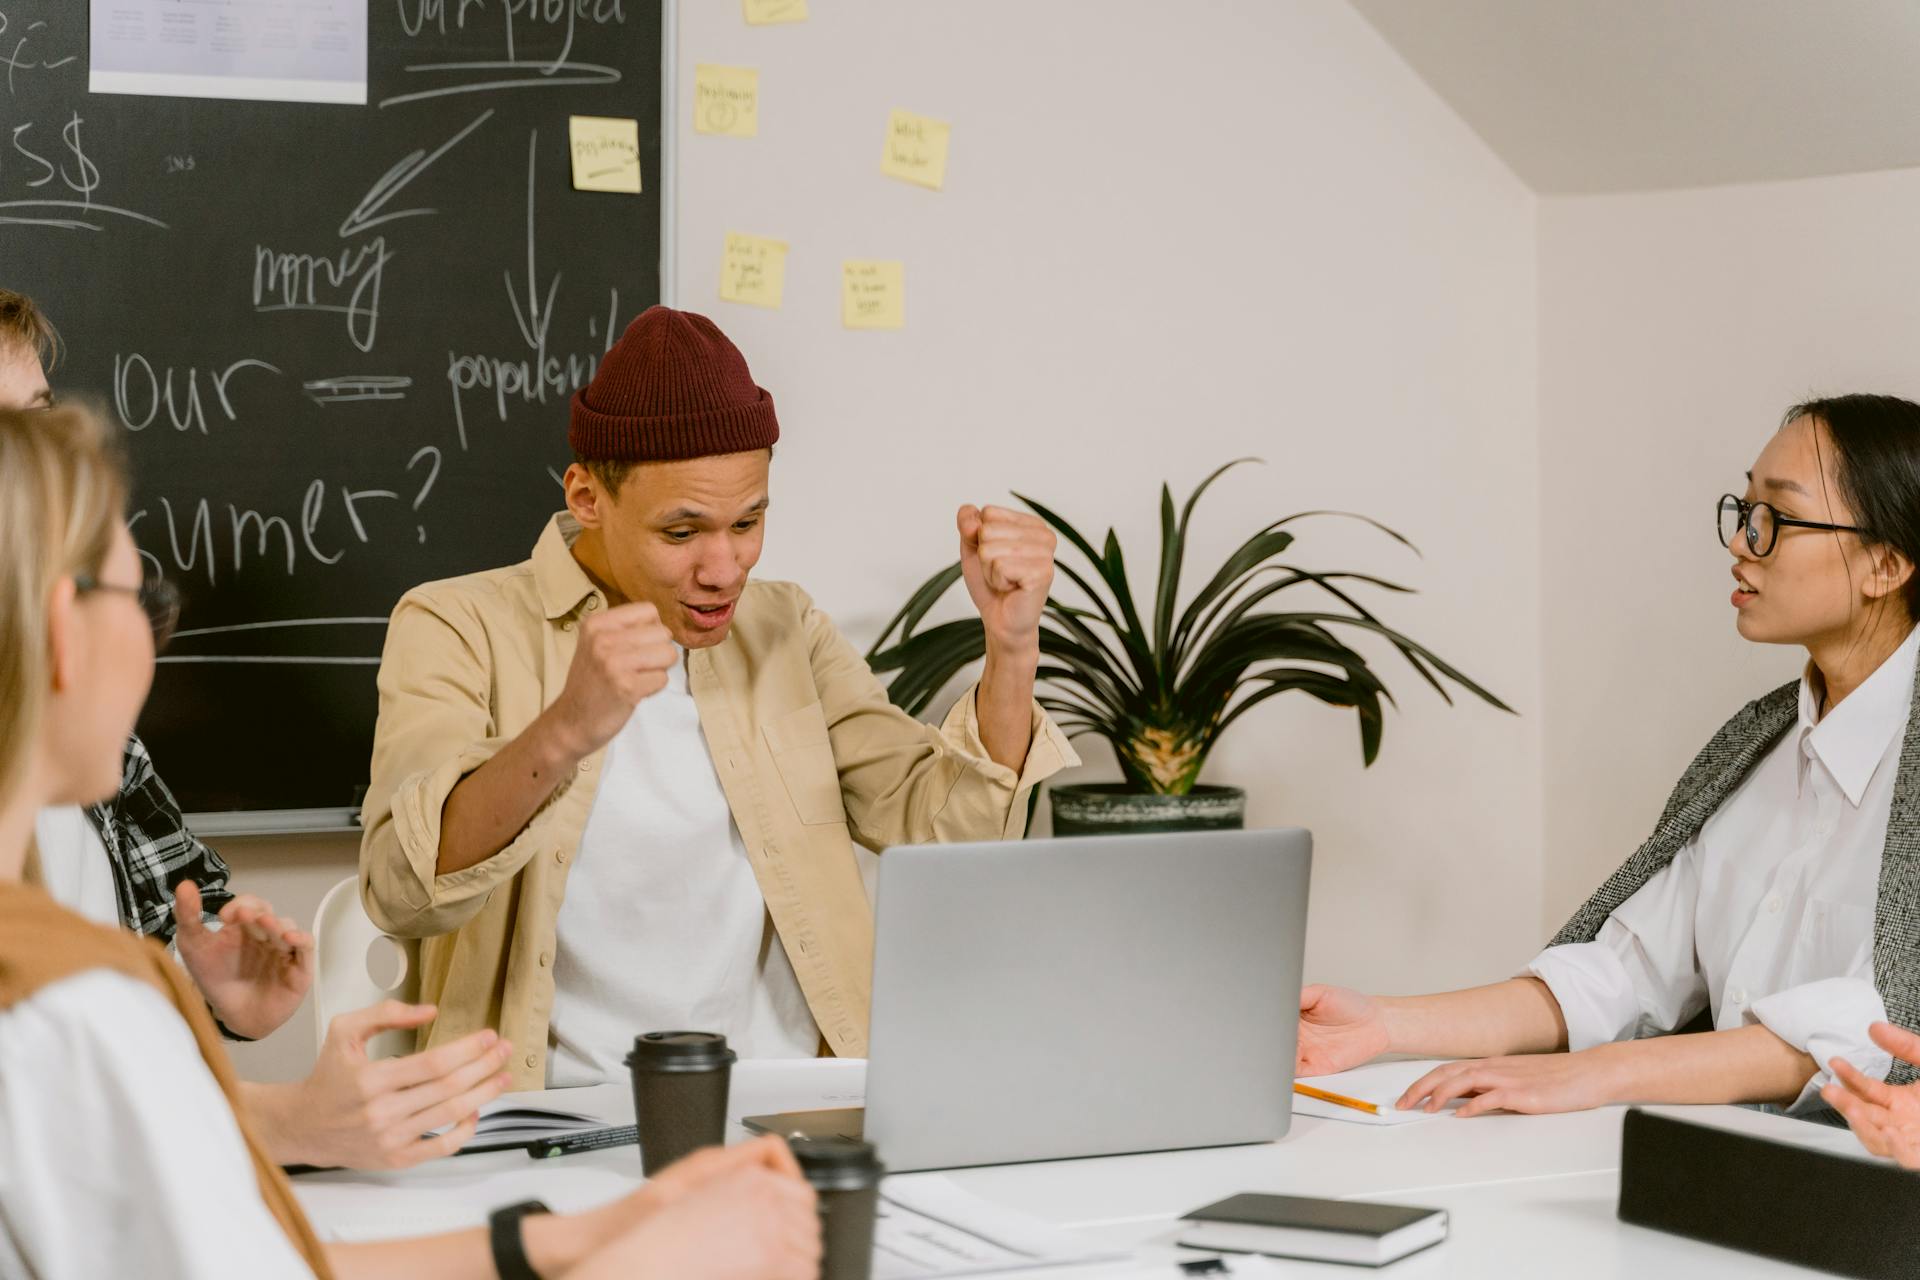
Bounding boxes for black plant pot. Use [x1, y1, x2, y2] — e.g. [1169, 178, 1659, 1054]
[1048, 783, 1247, 837]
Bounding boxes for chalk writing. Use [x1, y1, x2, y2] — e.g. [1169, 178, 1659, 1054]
[386, 0, 626, 107]
[113, 355, 283, 435]
[134, 469, 438, 584]
[252, 237, 393, 352]
[445, 130, 619, 447]
[445, 296, 614, 447]
[339, 109, 492, 238]
[407, 445, 441, 543]
[394, 0, 492, 38]
[303, 375, 412, 405]
[158, 618, 393, 668]
[301, 376, 410, 404]
[0, 14, 78, 94]
[1, 109, 163, 230]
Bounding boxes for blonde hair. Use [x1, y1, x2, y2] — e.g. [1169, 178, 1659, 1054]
[0, 404, 127, 805]
[0, 288, 61, 371]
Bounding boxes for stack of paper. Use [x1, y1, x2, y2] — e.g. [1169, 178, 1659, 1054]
[1293, 1060, 1461, 1125]
[874, 1176, 1126, 1279]
[300, 1162, 638, 1242]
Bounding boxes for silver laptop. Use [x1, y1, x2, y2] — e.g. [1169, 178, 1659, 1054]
[745, 828, 1311, 1171]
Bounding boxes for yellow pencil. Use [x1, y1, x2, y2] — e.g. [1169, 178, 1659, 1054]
[1295, 1082, 1381, 1116]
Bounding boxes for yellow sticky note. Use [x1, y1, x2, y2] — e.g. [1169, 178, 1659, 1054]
[694, 64, 759, 138]
[743, 0, 807, 24]
[719, 232, 789, 309]
[568, 116, 642, 194]
[842, 260, 905, 330]
[880, 109, 951, 190]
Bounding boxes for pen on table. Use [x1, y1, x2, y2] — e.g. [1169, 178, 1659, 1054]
[527, 1124, 641, 1159]
[1294, 1081, 1381, 1116]
[1103, 1259, 1235, 1278]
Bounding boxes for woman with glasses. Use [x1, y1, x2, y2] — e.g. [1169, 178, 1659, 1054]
[1298, 393, 1920, 1119]
[1, 285, 571, 1176]
[0, 404, 821, 1279]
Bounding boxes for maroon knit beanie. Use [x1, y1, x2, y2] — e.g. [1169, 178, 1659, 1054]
[568, 306, 780, 461]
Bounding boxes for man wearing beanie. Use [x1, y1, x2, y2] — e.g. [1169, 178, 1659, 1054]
[361, 307, 1078, 1088]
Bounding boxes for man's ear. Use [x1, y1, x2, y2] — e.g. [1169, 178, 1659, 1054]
[563, 462, 606, 529]
[46, 576, 77, 694]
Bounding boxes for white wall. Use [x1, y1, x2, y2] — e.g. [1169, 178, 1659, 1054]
[1538, 167, 1920, 927]
[678, 0, 1541, 997]
[229, 0, 1543, 1081]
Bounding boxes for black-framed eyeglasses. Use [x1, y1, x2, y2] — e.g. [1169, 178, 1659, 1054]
[1717, 494, 1863, 558]
[74, 573, 182, 650]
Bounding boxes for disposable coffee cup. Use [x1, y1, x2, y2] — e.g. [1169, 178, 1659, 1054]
[793, 1138, 885, 1280]
[625, 1031, 737, 1176]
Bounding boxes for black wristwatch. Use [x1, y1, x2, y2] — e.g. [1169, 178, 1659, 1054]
[488, 1198, 552, 1280]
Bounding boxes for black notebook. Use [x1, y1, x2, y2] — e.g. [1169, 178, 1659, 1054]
[1619, 1108, 1920, 1279]
[1180, 1193, 1448, 1266]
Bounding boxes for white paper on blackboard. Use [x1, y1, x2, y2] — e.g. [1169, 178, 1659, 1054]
[90, 0, 368, 105]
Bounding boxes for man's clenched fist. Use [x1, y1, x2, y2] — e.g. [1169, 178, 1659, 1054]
[550, 601, 679, 756]
[958, 505, 1056, 652]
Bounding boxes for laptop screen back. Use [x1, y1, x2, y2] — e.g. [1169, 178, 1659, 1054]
[863, 827, 1311, 1171]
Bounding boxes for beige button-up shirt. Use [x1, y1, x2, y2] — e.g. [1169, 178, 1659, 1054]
[360, 514, 1078, 1087]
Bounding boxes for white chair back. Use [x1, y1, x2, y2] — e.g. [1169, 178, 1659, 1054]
[311, 875, 419, 1062]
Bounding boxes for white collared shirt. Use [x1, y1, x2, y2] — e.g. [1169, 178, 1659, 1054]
[0, 970, 314, 1278]
[1530, 625, 1920, 1112]
[32, 807, 120, 928]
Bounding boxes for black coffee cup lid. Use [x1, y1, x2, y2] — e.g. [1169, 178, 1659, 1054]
[792, 1137, 885, 1189]
[625, 1030, 737, 1072]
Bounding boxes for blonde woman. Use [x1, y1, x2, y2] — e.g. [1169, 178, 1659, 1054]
[0, 403, 820, 1280]
[0, 285, 531, 1172]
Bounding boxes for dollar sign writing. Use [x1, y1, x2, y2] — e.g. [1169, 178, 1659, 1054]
[61, 112, 100, 209]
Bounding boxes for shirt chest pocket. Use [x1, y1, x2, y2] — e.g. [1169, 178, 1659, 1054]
[1793, 898, 1876, 984]
[762, 701, 846, 826]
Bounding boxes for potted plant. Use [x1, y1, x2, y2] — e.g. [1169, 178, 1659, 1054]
[865, 460, 1512, 835]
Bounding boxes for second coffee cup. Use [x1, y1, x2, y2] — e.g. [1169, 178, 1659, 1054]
[794, 1137, 885, 1280]
[625, 1030, 737, 1175]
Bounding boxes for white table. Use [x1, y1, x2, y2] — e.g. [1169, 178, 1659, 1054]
[293, 1062, 1871, 1277]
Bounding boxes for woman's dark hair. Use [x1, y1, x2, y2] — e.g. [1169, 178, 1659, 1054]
[1783, 393, 1920, 621]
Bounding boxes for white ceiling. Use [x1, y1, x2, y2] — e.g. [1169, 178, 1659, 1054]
[1348, 0, 1920, 194]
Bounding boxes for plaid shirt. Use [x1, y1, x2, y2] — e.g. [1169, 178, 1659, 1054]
[83, 734, 233, 946]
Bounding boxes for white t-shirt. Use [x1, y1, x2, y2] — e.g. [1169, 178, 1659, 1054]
[1531, 624, 1920, 1113]
[547, 652, 820, 1086]
[0, 969, 315, 1279]
[32, 806, 121, 927]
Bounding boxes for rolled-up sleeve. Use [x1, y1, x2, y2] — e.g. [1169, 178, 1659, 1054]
[1749, 972, 1891, 1113]
[1527, 842, 1709, 1051]
[1527, 942, 1642, 1052]
[801, 590, 1078, 851]
[359, 593, 554, 938]
[939, 680, 1078, 840]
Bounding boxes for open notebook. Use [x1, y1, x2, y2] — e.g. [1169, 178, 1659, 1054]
[461, 1084, 629, 1153]
[1293, 1060, 1462, 1126]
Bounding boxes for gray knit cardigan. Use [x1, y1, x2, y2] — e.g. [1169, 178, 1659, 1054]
[1550, 675, 1920, 1086]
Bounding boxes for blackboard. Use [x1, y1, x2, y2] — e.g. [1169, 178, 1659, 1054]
[3, 0, 665, 828]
